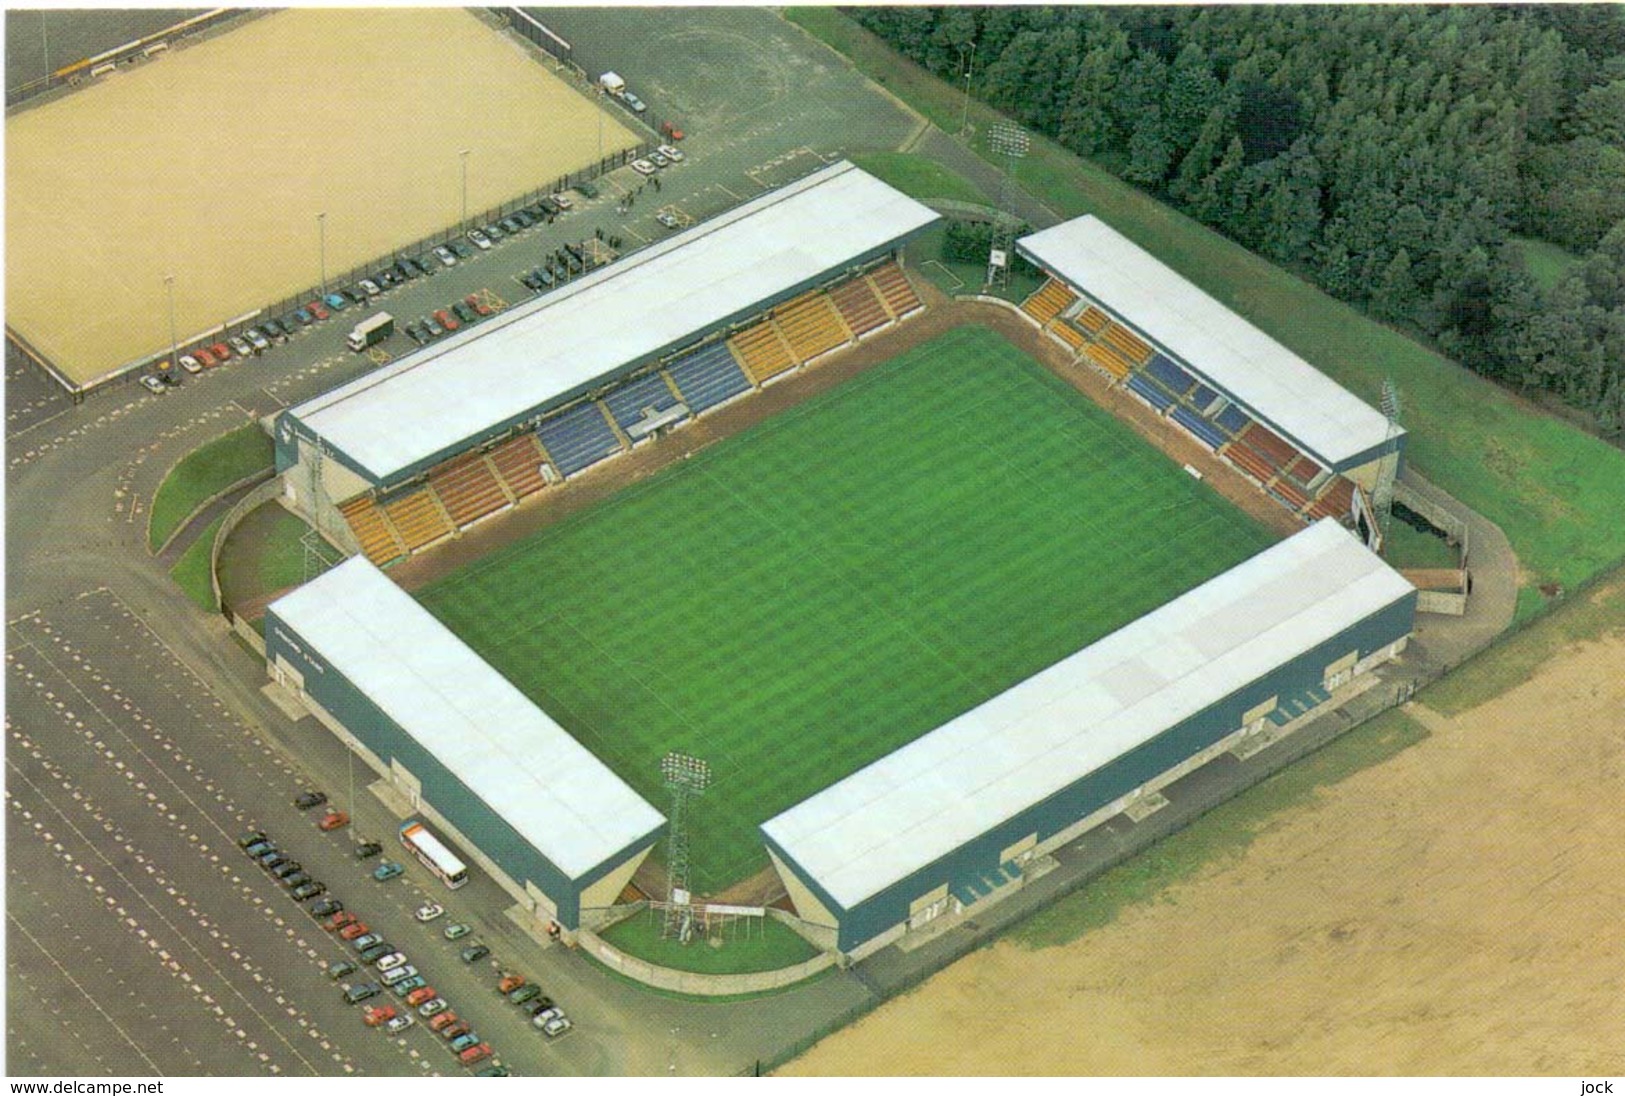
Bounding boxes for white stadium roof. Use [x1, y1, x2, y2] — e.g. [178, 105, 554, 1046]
[287, 160, 939, 483]
[1018, 216, 1396, 468]
[762, 520, 1413, 910]
[268, 557, 663, 879]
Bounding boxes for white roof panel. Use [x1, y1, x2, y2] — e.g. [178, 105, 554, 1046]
[268, 557, 663, 879]
[1018, 216, 1396, 467]
[289, 161, 939, 483]
[762, 520, 1414, 908]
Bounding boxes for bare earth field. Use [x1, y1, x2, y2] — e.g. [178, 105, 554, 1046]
[787, 605, 1625, 1076]
[5, 7, 638, 385]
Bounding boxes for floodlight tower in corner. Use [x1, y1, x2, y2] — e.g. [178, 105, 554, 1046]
[986, 122, 1030, 290]
[660, 751, 710, 943]
[1372, 377, 1403, 551]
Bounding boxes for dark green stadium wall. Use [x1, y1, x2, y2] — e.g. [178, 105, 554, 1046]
[765, 590, 1417, 955]
[262, 608, 662, 929]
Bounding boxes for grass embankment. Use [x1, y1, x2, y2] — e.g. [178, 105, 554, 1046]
[849, 151, 988, 205]
[169, 515, 226, 612]
[599, 910, 819, 975]
[786, 8, 1625, 600]
[217, 503, 338, 620]
[148, 424, 272, 551]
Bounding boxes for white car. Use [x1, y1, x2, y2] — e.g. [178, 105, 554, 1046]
[630, 159, 656, 177]
[246, 328, 271, 352]
[384, 1014, 415, 1035]
[433, 246, 458, 268]
[648, 152, 669, 168]
[375, 952, 408, 972]
[418, 998, 448, 1018]
[358, 278, 383, 297]
[178, 354, 203, 374]
[229, 335, 254, 358]
[380, 964, 418, 986]
[551, 193, 573, 210]
[140, 374, 167, 394]
[414, 902, 444, 923]
[542, 1015, 572, 1038]
[467, 229, 492, 251]
[658, 144, 684, 163]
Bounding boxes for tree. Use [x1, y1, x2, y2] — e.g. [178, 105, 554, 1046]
[1373, 249, 1419, 323]
[1125, 106, 1175, 185]
[1164, 42, 1222, 156]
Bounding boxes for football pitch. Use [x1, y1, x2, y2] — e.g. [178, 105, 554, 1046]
[418, 325, 1277, 892]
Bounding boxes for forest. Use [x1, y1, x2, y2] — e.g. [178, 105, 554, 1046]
[850, 5, 1625, 436]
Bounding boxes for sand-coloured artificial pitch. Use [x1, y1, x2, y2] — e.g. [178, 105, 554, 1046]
[5, 8, 639, 386]
[785, 617, 1625, 1075]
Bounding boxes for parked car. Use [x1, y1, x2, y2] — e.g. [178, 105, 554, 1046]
[359, 943, 394, 964]
[450, 1032, 480, 1052]
[519, 271, 543, 291]
[497, 974, 525, 995]
[507, 984, 541, 1005]
[363, 1004, 396, 1027]
[339, 921, 372, 941]
[429, 1011, 460, 1034]
[483, 222, 505, 240]
[631, 158, 656, 177]
[318, 811, 350, 831]
[193, 346, 217, 368]
[376, 952, 408, 972]
[358, 279, 382, 297]
[405, 986, 437, 1008]
[385, 1014, 415, 1035]
[649, 151, 669, 169]
[460, 944, 490, 964]
[373, 860, 404, 882]
[343, 982, 381, 1005]
[459, 1043, 493, 1065]
[476, 1066, 510, 1077]
[421, 315, 445, 338]
[433, 245, 458, 268]
[270, 860, 303, 880]
[522, 996, 554, 1018]
[414, 902, 444, 923]
[350, 932, 382, 951]
[294, 308, 315, 326]
[466, 229, 492, 250]
[512, 210, 534, 228]
[433, 309, 459, 333]
[452, 302, 477, 325]
[449, 240, 475, 260]
[443, 922, 472, 941]
[327, 911, 358, 932]
[210, 341, 231, 361]
[237, 830, 267, 849]
[355, 841, 383, 860]
[327, 959, 357, 980]
[464, 294, 492, 317]
[280, 313, 303, 333]
[540, 1015, 572, 1038]
[656, 211, 680, 230]
[622, 91, 647, 113]
[658, 143, 685, 162]
[418, 998, 448, 1018]
[292, 881, 326, 901]
[260, 318, 288, 340]
[553, 192, 575, 210]
[309, 898, 343, 918]
[280, 871, 313, 890]
[307, 301, 330, 321]
[178, 354, 203, 374]
[404, 256, 430, 277]
[391, 975, 427, 998]
[405, 323, 428, 346]
[294, 791, 327, 811]
[499, 216, 522, 234]
[660, 120, 685, 141]
[381, 964, 418, 986]
[246, 328, 272, 351]
[259, 853, 290, 871]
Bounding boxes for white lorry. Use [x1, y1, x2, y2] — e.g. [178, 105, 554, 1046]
[598, 71, 626, 97]
[346, 312, 393, 352]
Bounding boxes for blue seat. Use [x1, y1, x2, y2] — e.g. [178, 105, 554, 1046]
[1127, 373, 1173, 412]
[1188, 383, 1218, 411]
[1215, 403, 1251, 435]
[535, 401, 623, 476]
[1145, 354, 1195, 396]
[667, 343, 751, 412]
[603, 372, 685, 432]
[1171, 406, 1227, 450]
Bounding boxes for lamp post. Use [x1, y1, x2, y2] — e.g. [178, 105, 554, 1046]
[959, 41, 976, 138]
[458, 148, 472, 228]
[316, 212, 327, 295]
[163, 274, 177, 371]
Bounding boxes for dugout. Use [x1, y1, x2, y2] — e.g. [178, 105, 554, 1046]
[264, 556, 664, 937]
[761, 520, 1417, 960]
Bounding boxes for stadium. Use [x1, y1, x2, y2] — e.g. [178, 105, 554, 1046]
[265, 161, 1416, 962]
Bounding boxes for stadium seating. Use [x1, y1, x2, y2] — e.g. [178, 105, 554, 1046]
[1285, 454, 1323, 485]
[666, 343, 753, 412]
[382, 488, 453, 553]
[1126, 373, 1174, 413]
[828, 276, 890, 338]
[486, 433, 549, 499]
[1305, 476, 1357, 522]
[1269, 478, 1311, 513]
[1215, 403, 1252, 436]
[1083, 341, 1134, 380]
[1049, 320, 1088, 351]
[774, 292, 850, 363]
[1238, 422, 1301, 471]
[1170, 406, 1227, 451]
[1101, 322, 1152, 365]
[1223, 441, 1275, 484]
[729, 321, 797, 384]
[428, 452, 510, 530]
[535, 400, 625, 477]
[1145, 353, 1195, 396]
[1075, 305, 1109, 335]
[868, 262, 923, 319]
[1021, 278, 1078, 326]
[339, 495, 405, 567]
[602, 371, 687, 435]
[1187, 383, 1219, 413]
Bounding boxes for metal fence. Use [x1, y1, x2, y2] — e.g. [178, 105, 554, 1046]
[496, 7, 572, 66]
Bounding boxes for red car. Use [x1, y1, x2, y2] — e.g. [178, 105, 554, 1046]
[464, 293, 492, 317]
[428, 1011, 460, 1034]
[339, 921, 371, 941]
[327, 911, 358, 932]
[441, 1020, 471, 1041]
[193, 346, 217, 368]
[318, 810, 350, 831]
[363, 1004, 397, 1027]
[307, 300, 330, 321]
[433, 308, 459, 332]
[405, 986, 437, 1008]
[497, 973, 525, 994]
[459, 1044, 492, 1066]
[211, 341, 231, 361]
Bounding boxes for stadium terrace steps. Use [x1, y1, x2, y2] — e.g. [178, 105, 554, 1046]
[382, 488, 454, 553]
[1083, 341, 1134, 380]
[828, 276, 890, 338]
[665, 342, 753, 412]
[729, 321, 797, 384]
[1021, 278, 1078, 326]
[868, 262, 923, 319]
[536, 400, 626, 477]
[774, 293, 851, 363]
[339, 495, 405, 567]
[429, 452, 510, 529]
[1101, 322, 1152, 365]
[602, 372, 686, 435]
[487, 433, 549, 499]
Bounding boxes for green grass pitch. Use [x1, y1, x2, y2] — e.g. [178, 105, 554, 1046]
[418, 325, 1277, 892]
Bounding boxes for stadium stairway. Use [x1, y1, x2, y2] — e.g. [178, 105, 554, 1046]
[868, 262, 924, 320]
[774, 292, 851, 363]
[486, 433, 550, 499]
[728, 321, 797, 385]
[382, 488, 454, 553]
[828, 276, 890, 338]
[339, 495, 406, 567]
[428, 452, 511, 530]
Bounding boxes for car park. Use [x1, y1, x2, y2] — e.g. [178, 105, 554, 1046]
[415, 902, 444, 923]
[443, 922, 472, 940]
[350, 933, 382, 952]
[418, 998, 449, 1018]
[381, 964, 418, 986]
[656, 211, 680, 230]
[318, 810, 350, 831]
[327, 959, 357, 980]
[355, 841, 383, 860]
[328, 911, 358, 932]
[363, 1004, 396, 1027]
[140, 374, 169, 395]
[405, 986, 437, 1008]
[385, 1014, 415, 1035]
[376, 952, 408, 972]
[373, 860, 405, 881]
[464, 294, 492, 317]
[294, 791, 327, 811]
[658, 143, 685, 162]
[459, 1044, 493, 1066]
[460, 944, 489, 964]
[339, 922, 372, 941]
[291, 881, 325, 901]
[391, 975, 427, 998]
[450, 1032, 480, 1053]
[467, 229, 492, 250]
[360, 943, 394, 964]
[179, 353, 203, 374]
[343, 983, 381, 1005]
[309, 898, 343, 918]
[429, 1012, 460, 1034]
[452, 302, 477, 325]
[631, 158, 657, 177]
[507, 984, 541, 1005]
[210, 341, 232, 361]
[433, 309, 459, 333]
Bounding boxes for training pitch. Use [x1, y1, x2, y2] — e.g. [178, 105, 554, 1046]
[418, 325, 1277, 892]
[4, 7, 639, 387]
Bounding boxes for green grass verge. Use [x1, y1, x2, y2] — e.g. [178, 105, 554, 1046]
[420, 326, 1275, 891]
[849, 151, 988, 205]
[599, 909, 819, 975]
[1419, 567, 1625, 717]
[786, 9, 1625, 597]
[149, 425, 273, 552]
[1381, 521, 1461, 571]
[1514, 236, 1582, 294]
[1011, 709, 1431, 949]
[218, 503, 338, 618]
[169, 515, 226, 612]
[906, 222, 1045, 304]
